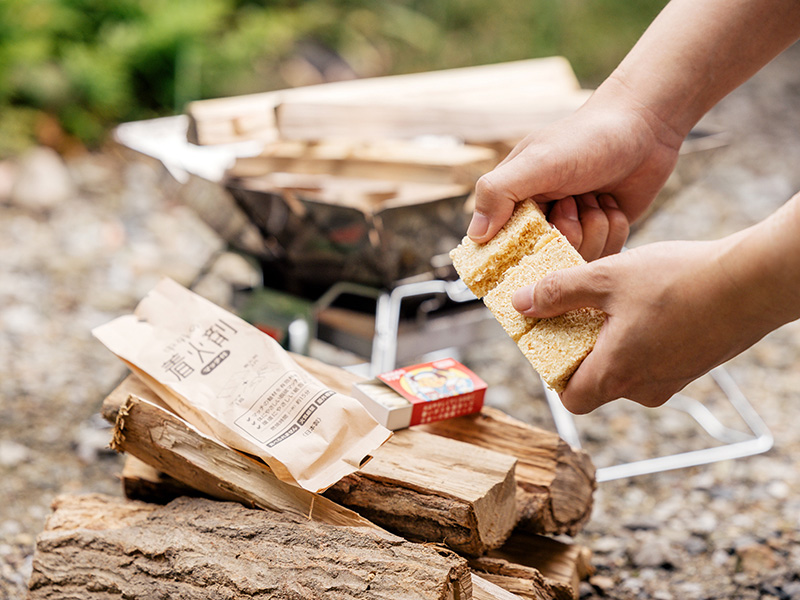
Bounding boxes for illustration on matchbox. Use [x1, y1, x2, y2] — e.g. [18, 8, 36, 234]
[351, 358, 487, 430]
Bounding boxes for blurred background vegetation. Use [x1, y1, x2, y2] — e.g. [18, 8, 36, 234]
[0, 0, 667, 157]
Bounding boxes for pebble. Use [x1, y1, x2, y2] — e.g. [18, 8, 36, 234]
[737, 544, 779, 576]
[782, 581, 800, 600]
[682, 535, 708, 556]
[629, 538, 679, 569]
[10, 147, 76, 211]
[588, 575, 615, 593]
[0, 441, 31, 468]
[0, 160, 17, 202]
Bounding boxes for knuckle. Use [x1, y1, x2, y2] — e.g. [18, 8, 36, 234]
[474, 173, 503, 203]
[534, 274, 563, 309]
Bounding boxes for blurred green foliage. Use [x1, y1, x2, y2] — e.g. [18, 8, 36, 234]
[0, 0, 667, 156]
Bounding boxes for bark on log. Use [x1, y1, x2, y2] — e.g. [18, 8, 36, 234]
[104, 375, 518, 555]
[421, 407, 596, 536]
[28, 493, 471, 600]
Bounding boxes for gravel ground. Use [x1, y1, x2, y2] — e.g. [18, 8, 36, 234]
[2, 43, 800, 600]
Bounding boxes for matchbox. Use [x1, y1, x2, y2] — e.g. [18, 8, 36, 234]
[351, 358, 486, 430]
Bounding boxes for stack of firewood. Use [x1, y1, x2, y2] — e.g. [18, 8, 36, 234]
[28, 352, 596, 600]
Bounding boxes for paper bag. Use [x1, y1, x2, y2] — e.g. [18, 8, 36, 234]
[93, 278, 391, 492]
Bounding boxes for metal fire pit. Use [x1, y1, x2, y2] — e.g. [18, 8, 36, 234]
[226, 174, 472, 292]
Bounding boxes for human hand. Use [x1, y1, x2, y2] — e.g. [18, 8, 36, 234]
[468, 84, 685, 260]
[511, 235, 785, 413]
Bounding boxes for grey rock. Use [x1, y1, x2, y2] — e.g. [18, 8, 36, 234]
[0, 441, 31, 468]
[10, 147, 76, 211]
[682, 535, 708, 555]
[629, 538, 679, 569]
[782, 581, 800, 600]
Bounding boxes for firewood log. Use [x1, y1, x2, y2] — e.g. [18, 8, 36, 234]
[28, 493, 471, 600]
[103, 374, 518, 555]
[421, 407, 595, 536]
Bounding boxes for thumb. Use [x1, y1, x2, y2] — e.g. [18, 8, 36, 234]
[468, 152, 560, 243]
[511, 263, 608, 318]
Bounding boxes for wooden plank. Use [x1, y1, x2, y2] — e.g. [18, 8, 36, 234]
[227, 139, 499, 186]
[104, 374, 518, 556]
[274, 92, 590, 144]
[29, 493, 472, 600]
[228, 172, 470, 213]
[186, 57, 583, 145]
[421, 407, 595, 536]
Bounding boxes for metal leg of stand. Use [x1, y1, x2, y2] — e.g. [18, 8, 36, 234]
[370, 279, 476, 376]
[545, 366, 774, 483]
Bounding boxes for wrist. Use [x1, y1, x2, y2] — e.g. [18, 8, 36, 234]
[716, 198, 800, 333]
[590, 74, 690, 153]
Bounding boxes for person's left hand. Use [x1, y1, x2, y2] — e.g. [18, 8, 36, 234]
[511, 235, 780, 413]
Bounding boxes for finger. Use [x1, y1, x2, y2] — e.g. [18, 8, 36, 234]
[511, 261, 610, 318]
[468, 151, 561, 243]
[558, 347, 614, 414]
[573, 194, 610, 261]
[598, 194, 630, 256]
[547, 197, 582, 250]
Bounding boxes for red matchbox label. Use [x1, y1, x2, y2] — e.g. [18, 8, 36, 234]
[377, 358, 487, 426]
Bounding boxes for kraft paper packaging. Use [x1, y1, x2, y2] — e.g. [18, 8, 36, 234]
[93, 278, 392, 492]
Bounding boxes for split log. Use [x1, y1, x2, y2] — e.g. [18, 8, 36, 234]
[472, 575, 527, 600]
[28, 493, 471, 600]
[291, 354, 595, 537]
[227, 139, 499, 187]
[324, 426, 518, 556]
[104, 374, 518, 555]
[186, 57, 582, 146]
[105, 377, 374, 529]
[485, 532, 593, 597]
[421, 407, 596, 536]
[467, 556, 572, 600]
[118, 459, 591, 600]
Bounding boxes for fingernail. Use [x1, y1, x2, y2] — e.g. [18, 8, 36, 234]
[467, 212, 489, 239]
[599, 194, 618, 209]
[562, 198, 579, 221]
[512, 287, 533, 313]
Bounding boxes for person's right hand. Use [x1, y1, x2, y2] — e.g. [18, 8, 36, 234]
[511, 190, 800, 413]
[468, 80, 686, 260]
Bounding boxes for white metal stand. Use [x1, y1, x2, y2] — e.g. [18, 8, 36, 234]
[544, 367, 773, 482]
